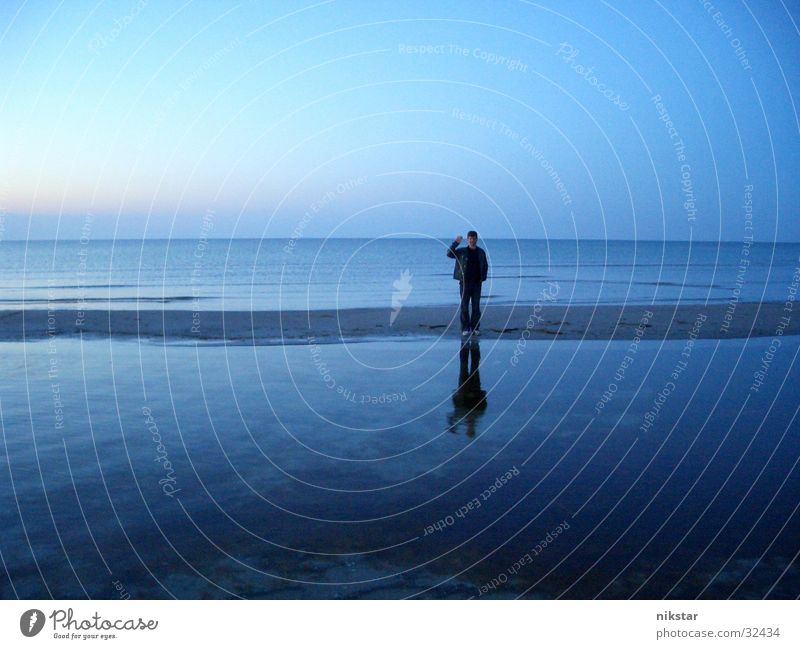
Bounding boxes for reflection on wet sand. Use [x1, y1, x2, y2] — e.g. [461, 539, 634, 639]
[448, 340, 488, 437]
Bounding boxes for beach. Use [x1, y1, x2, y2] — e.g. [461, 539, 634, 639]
[2, 301, 796, 343]
[2, 240, 798, 600]
[1, 332, 798, 599]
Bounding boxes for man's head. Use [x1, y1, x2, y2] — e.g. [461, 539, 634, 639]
[467, 230, 478, 248]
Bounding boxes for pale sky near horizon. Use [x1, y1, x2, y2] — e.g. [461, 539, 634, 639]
[1, 0, 798, 242]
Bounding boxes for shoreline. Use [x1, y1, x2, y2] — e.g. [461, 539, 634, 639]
[0, 302, 796, 344]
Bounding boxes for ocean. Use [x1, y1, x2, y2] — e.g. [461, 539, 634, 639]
[1, 238, 798, 311]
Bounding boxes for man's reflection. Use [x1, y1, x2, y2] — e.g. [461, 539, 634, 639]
[447, 340, 488, 437]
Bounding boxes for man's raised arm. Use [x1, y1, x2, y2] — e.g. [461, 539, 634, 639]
[446, 234, 463, 258]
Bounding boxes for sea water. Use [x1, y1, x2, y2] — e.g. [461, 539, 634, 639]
[1, 238, 798, 311]
[0, 335, 798, 598]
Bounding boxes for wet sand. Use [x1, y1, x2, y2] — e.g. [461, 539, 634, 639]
[0, 301, 795, 343]
[2, 336, 798, 598]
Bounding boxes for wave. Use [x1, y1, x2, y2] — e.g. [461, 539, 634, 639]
[0, 296, 204, 304]
[15, 283, 143, 289]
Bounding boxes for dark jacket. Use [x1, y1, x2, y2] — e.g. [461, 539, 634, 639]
[447, 241, 488, 282]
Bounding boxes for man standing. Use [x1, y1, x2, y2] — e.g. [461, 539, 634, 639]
[446, 230, 488, 336]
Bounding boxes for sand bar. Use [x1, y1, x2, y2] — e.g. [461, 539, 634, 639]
[0, 302, 796, 344]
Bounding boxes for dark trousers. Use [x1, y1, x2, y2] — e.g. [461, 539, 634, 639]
[459, 280, 482, 330]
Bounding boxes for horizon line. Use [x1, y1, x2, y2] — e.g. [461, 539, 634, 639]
[3, 236, 798, 244]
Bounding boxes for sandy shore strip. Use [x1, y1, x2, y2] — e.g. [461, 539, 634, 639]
[0, 302, 796, 344]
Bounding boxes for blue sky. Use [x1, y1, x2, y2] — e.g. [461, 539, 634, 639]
[1, 0, 798, 241]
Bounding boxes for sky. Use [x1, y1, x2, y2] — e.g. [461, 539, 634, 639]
[0, 0, 798, 241]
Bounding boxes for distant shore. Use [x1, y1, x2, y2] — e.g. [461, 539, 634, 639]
[0, 302, 796, 344]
